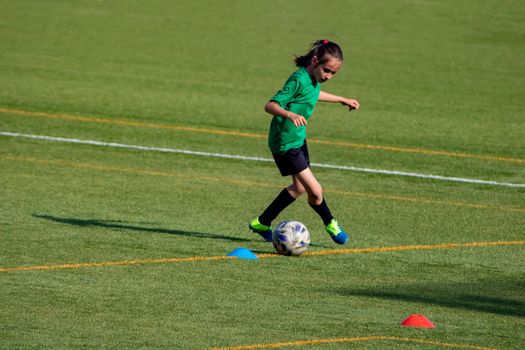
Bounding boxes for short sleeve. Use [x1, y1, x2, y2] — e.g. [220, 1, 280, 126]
[269, 77, 300, 108]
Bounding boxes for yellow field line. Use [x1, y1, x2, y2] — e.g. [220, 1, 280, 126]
[0, 240, 523, 273]
[1, 107, 523, 164]
[309, 138, 524, 165]
[209, 335, 498, 350]
[0, 255, 234, 273]
[0, 107, 266, 138]
[302, 240, 525, 257]
[2, 154, 524, 214]
[325, 189, 525, 213]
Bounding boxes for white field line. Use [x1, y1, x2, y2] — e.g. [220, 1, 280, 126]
[1, 131, 524, 188]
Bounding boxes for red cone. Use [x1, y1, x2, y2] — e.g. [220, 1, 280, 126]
[401, 314, 436, 328]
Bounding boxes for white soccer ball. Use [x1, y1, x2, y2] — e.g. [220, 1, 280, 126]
[272, 220, 310, 256]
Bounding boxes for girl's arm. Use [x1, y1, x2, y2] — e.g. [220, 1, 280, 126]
[319, 91, 360, 111]
[264, 101, 308, 127]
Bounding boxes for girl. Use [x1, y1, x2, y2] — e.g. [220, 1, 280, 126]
[249, 39, 360, 245]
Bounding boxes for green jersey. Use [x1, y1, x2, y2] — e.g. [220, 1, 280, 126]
[268, 67, 320, 154]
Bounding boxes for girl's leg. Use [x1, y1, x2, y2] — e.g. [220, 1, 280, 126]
[287, 174, 307, 198]
[294, 168, 349, 244]
[249, 185, 297, 241]
[258, 180, 304, 227]
[293, 168, 333, 224]
[249, 175, 307, 240]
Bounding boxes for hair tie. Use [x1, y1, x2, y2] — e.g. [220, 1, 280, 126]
[322, 40, 330, 44]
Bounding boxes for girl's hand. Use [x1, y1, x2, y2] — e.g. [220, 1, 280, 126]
[341, 98, 360, 111]
[265, 101, 307, 127]
[286, 112, 307, 127]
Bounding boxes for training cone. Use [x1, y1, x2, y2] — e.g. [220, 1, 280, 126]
[227, 247, 258, 260]
[401, 314, 436, 328]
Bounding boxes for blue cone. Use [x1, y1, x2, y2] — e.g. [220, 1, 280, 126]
[227, 247, 258, 260]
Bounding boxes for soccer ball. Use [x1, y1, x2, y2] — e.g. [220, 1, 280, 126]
[272, 220, 310, 256]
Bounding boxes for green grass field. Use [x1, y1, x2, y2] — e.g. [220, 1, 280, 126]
[1, 0, 524, 349]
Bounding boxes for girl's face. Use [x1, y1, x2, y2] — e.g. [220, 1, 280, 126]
[309, 56, 342, 83]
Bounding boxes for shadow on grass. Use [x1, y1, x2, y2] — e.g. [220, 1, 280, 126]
[338, 286, 525, 317]
[33, 214, 251, 243]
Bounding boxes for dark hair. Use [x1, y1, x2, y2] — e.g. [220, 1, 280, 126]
[294, 39, 343, 67]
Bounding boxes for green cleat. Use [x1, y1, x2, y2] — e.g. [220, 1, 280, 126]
[249, 217, 273, 241]
[325, 219, 349, 245]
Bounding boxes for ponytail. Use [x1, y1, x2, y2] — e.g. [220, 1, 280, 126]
[294, 39, 343, 67]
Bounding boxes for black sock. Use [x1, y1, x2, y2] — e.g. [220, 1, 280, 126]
[309, 198, 334, 225]
[259, 188, 296, 226]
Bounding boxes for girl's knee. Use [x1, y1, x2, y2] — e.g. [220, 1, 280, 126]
[307, 188, 324, 205]
[287, 184, 306, 198]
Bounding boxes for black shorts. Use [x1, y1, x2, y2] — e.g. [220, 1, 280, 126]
[272, 142, 310, 176]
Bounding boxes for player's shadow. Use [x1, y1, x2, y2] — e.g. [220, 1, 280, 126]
[336, 286, 524, 317]
[33, 214, 251, 243]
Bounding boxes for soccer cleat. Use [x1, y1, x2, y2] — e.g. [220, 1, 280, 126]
[249, 217, 273, 242]
[325, 219, 349, 245]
